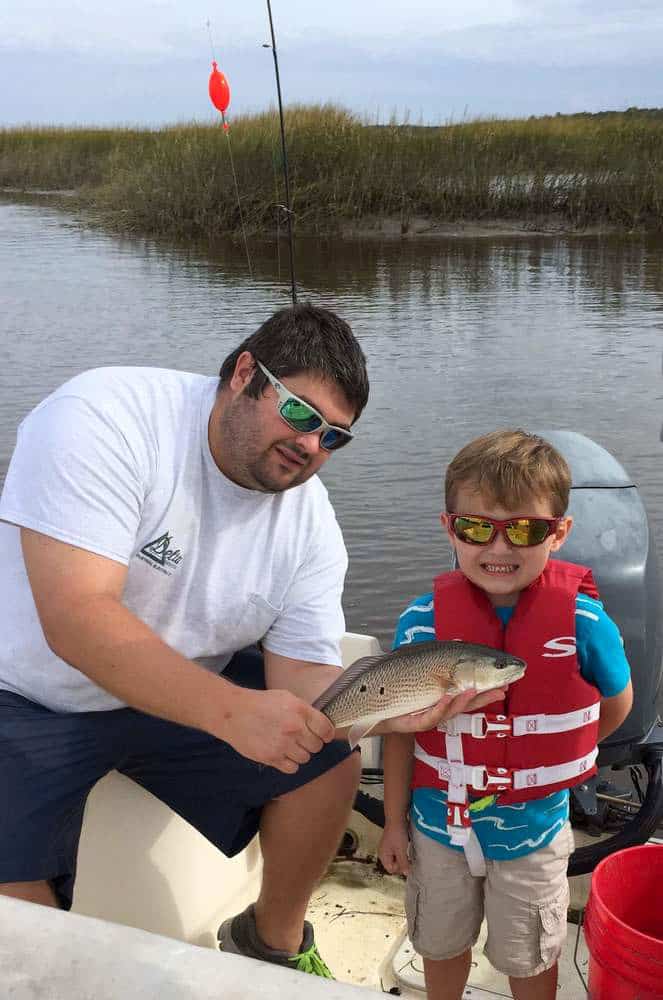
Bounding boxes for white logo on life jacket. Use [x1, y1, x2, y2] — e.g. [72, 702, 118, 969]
[542, 636, 576, 658]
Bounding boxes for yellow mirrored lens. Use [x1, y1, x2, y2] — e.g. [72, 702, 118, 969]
[505, 519, 549, 546]
[455, 518, 494, 543]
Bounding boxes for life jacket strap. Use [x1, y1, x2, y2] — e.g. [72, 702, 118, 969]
[439, 702, 600, 739]
[444, 730, 487, 876]
[414, 743, 599, 793]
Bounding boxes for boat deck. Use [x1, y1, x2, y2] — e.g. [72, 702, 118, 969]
[309, 782, 593, 998]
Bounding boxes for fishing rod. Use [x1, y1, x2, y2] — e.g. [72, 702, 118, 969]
[263, 0, 297, 305]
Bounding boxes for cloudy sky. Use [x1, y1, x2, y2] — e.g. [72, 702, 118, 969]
[4, 0, 663, 126]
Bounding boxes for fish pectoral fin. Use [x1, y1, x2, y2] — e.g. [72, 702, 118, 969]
[348, 720, 378, 750]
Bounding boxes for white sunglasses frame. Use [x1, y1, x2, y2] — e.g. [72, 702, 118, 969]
[255, 360, 354, 451]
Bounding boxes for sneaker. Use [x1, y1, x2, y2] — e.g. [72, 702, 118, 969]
[217, 904, 334, 978]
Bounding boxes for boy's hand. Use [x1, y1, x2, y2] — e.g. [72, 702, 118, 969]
[384, 686, 507, 735]
[379, 822, 410, 876]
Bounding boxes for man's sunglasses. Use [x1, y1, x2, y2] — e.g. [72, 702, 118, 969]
[255, 360, 353, 452]
[447, 513, 561, 548]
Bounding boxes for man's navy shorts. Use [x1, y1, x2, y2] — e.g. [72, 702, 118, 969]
[0, 648, 354, 909]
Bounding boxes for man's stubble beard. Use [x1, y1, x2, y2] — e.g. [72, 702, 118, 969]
[218, 397, 309, 494]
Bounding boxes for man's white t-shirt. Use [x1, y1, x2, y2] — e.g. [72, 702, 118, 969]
[0, 367, 348, 712]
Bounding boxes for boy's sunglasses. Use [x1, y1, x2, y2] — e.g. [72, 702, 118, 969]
[255, 360, 353, 452]
[447, 513, 561, 548]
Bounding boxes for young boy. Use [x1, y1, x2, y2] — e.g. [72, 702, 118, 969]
[378, 429, 632, 1000]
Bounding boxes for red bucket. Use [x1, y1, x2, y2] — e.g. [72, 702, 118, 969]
[583, 844, 663, 999]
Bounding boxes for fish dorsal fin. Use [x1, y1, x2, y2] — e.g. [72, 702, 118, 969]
[312, 654, 384, 713]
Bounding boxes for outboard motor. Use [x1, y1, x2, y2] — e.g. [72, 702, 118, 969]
[540, 430, 663, 874]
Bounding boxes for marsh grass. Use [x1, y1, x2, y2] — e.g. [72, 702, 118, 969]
[2, 106, 663, 235]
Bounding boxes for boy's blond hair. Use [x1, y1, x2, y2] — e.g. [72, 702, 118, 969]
[445, 429, 571, 517]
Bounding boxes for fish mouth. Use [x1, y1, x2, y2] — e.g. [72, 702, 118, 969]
[496, 661, 526, 685]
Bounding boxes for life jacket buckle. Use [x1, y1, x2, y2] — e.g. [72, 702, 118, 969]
[447, 803, 472, 829]
[471, 765, 513, 793]
[470, 713, 512, 739]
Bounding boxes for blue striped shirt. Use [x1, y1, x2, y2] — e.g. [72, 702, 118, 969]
[395, 590, 631, 860]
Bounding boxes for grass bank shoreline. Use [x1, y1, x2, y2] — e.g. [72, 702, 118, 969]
[0, 190, 624, 241]
[3, 106, 662, 239]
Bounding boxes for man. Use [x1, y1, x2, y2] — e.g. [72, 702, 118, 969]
[0, 303, 498, 976]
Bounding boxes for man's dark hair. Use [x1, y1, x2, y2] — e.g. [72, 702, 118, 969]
[218, 303, 369, 420]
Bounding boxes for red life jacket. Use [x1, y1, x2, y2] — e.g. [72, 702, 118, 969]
[411, 560, 601, 805]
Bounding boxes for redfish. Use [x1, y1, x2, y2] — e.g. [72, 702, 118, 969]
[313, 640, 526, 746]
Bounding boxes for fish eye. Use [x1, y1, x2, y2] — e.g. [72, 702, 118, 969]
[379, 686, 385, 695]
[360, 684, 367, 692]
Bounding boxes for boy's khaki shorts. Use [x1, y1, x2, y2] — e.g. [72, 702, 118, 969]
[405, 820, 574, 979]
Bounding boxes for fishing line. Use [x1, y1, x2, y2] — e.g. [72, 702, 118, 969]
[225, 131, 253, 278]
[206, 19, 217, 63]
[263, 0, 297, 305]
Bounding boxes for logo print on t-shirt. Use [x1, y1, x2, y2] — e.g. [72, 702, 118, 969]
[139, 531, 183, 574]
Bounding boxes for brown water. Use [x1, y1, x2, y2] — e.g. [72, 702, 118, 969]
[2, 200, 663, 648]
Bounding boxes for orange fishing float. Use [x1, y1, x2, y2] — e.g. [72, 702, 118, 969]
[208, 60, 230, 130]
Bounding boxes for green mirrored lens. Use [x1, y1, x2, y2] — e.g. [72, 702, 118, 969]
[280, 398, 322, 433]
[455, 517, 494, 543]
[505, 519, 550, 546]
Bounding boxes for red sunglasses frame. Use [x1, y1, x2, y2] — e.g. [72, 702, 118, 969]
[445, 513, 562, 547]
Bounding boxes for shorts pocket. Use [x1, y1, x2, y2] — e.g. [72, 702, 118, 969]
[405, 876, 424, 946]
[537, 884, 569, 967]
